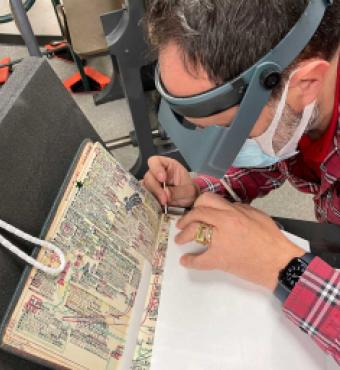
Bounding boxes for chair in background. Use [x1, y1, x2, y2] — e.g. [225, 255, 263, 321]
[61, 0, 187, 178]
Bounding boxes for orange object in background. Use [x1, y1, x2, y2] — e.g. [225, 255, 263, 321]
[44, 41, 74, 63]
[63, 66, 110, 93]
[0, 57, 12, 85]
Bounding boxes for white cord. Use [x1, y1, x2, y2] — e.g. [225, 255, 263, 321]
[0, 218, 66, 275]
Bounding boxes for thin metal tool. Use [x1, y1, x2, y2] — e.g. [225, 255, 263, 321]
[163, 182, 168, 214]
[105, 129, 161, 150]
[9, 0, 42, 57]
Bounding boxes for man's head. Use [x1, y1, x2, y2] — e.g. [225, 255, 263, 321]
[146, 0, 340, 147]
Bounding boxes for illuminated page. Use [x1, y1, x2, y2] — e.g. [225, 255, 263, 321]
[131, 215, 173, 369]
[3, 143, 162, 370]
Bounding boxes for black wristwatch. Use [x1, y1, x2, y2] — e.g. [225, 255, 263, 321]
[274, 253, 315, 304]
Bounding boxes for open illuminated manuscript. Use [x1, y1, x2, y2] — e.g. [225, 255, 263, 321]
[0, 142, 171, 369]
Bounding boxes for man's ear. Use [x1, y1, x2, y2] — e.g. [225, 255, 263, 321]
[289, 60, 330, 108]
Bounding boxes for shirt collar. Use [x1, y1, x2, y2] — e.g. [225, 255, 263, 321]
[319, 55, 340, 191]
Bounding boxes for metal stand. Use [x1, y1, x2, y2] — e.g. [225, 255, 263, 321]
[94, 56, 124, 104]
[9, 0, 42, 57]
[99, 0, 188, 178]
[55, 2, 92, 92]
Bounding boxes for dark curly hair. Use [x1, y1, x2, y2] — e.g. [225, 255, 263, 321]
[145, 0, 340, 89]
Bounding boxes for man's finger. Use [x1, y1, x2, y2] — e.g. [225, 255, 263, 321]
[143, 171, 167, 205]
[194, 192, 234, 211]
[177, 206, 227, 230]
[148, 156, 173, 183]
[175, 222, 201, 245]
[180, 252, 214, 270]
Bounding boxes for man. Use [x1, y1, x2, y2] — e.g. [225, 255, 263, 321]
[143, 0, 340, 363]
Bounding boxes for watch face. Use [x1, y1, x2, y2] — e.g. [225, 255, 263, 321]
[284, 260, 307, 289]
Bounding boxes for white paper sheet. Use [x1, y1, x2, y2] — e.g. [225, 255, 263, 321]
[150, 221, 330, 370]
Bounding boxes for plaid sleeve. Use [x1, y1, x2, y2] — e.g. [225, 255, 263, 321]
[193, 175, 230, 198]
[283, 257, 340, 364]
[193, 164, 287, 203]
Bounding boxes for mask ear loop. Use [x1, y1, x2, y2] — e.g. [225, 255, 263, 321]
[254, 69, 300, 156]
[0, 219, 66, 275]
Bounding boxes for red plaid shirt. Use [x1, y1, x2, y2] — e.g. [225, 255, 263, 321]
[194, 58, 340, 363]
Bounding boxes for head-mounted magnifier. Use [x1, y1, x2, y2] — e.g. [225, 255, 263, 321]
[156, 0, 333, 178]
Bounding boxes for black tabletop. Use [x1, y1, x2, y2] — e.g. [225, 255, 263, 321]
[275, 217, 340, 268]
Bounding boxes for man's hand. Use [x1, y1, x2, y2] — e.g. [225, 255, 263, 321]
[176, 193, 305, 290]
[143, 156, 200, 208]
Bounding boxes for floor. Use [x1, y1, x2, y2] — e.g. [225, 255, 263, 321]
[0, 10, 316, 222]
[0, 1, 61, 36]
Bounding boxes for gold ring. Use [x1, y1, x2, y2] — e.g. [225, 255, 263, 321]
[194, 223, 214, 246]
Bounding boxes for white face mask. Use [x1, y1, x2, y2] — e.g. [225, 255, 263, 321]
[232, 70, 316, 168]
